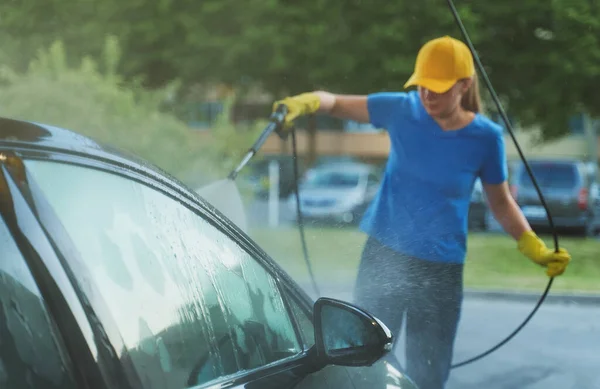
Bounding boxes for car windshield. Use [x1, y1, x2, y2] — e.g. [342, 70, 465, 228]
[302, 170, 360, 189]
[519, 163, 579, 189]
[24, 160, 303, 387]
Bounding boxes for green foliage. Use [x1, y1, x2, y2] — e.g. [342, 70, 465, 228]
[0, 37, 261, 188]
[201, 94, 270, 175]
[169, 0, 600, 139]
[463, 0, 600, 140]
[2, 0, 599, 140]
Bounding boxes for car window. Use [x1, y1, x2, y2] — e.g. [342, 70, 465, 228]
[303, 170, 360, 189]
[24, 160, 302, 388]
[0, 215, 77, 389]
[519, 163, 579, 189]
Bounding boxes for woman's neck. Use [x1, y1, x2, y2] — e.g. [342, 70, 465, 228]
[434, 108, 476, 131]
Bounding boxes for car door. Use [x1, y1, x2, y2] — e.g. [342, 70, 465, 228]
[21, 157, 337, 389]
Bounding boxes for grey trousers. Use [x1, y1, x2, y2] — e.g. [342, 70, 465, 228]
[352, 236, 463, 389]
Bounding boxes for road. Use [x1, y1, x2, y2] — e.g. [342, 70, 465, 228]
[446, 298, 600, 389]
[308, 286, 600, 389]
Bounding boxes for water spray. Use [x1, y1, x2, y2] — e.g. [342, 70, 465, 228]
[197, 104, 290, 233]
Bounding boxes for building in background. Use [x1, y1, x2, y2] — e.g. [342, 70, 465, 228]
[184, 91, 599, 173]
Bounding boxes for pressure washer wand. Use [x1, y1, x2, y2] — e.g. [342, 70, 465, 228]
[227, 104, 289, 180]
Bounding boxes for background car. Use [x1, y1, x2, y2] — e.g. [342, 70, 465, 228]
[286, 162, 381, 225]
[509, 158, 599, 236]
[0, 117, 418, 389]
[588, 181, 600, 237]
[468, 178, 488, 231]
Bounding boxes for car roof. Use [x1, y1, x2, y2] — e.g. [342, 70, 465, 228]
[0, 115, 217, 219]
[1, 117, 103, 150]
[311, 161, 377, 174]
[513, 157, 586, 166]
[0, 116, 168, 175]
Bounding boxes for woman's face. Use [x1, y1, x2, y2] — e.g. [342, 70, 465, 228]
[418, 78, 472, 118]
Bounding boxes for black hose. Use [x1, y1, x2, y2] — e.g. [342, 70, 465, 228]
[445, 0, 558, 369]
[290, 126, 321, 297]
[451, 278, 554, 368]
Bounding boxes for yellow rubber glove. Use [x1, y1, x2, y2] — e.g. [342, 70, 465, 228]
[273, 92, 321, 129]
[517, 230, 571, 277]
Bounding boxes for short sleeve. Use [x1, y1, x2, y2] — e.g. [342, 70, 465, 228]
[367, 92, 408, 130]
[479, 130, 508, 184]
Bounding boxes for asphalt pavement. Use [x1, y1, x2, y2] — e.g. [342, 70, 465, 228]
[446, 297, 600, 389]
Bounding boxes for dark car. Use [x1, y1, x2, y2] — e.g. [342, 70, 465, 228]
[468, 178, 488, 231]
[589, 181, 600, 237]
[0, 117, 419, 389]
[510, 158, 599, 236]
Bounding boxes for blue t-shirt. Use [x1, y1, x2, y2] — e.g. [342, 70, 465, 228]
[359, 91, 508, 264]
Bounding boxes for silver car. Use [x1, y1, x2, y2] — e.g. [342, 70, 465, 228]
[287, 162, 381, 225]
[510, 158, 599, 236]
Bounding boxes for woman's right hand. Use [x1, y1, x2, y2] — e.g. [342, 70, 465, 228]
[517, 230, 572, 277]
[273, 91, 369, 126]
[272, 92, 321, 129]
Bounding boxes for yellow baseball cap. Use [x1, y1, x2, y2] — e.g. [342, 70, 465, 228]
[404, 35, 475, 93]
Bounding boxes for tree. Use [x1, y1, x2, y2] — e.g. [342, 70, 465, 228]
[464, 0, 600, 139]
[2, 0, 598, 140]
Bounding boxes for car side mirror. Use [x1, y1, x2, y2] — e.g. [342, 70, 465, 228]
[313, 297, 393, 367]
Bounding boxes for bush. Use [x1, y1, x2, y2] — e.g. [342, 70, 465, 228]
[0, 37, 267, 189]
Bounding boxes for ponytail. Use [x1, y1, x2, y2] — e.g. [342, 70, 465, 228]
[461, 74, 483, 113]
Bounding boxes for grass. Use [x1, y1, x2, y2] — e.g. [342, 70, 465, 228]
[248, 226, 600, 294]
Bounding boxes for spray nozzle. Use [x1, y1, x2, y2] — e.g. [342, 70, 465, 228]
[227, 103, 290, 181]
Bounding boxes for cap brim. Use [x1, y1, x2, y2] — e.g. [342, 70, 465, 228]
[403, 74, 457, 94]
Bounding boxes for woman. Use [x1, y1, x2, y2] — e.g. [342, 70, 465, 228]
[274, 35, 571, 389]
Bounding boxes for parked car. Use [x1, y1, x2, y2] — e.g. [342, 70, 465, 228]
[510, 158, 600, 236]
[589, 181, 600, 236]
[0, 117, 419, 389]
[468, 178, 488, 231]
[287, 162, 381, 225]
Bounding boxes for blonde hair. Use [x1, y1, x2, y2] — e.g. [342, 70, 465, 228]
[460, 74, 483, 113]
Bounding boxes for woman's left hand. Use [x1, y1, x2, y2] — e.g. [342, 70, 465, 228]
[517, 230, 572, 277]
